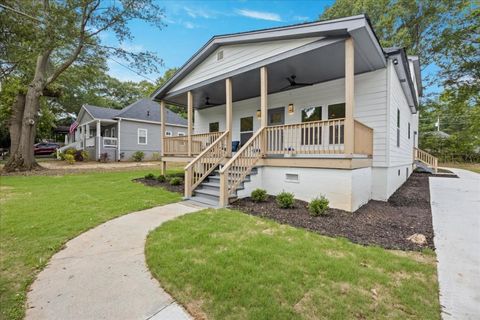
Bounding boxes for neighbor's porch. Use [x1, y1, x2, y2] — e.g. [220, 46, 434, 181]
[76, 119, 120, 161]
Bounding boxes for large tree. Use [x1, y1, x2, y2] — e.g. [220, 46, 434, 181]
[0, 0, 165, 171]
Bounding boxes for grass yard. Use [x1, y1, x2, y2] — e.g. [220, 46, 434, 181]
[440, 162, 480, 174]
[146, 209, 440, 320]
[0, 169, 181, 320]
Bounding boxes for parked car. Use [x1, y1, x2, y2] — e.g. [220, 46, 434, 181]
[34, 142, 60, 155]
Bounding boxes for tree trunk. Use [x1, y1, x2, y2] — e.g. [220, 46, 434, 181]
[3, 52, 51, 172]
[8, 94, 26, 156]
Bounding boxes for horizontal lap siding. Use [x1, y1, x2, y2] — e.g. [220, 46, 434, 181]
[172, 37, 321, 92]
[388, 63, 417, 167]
[195, 69, 388, 166]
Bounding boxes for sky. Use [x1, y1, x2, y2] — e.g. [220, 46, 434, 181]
[106, 0, 335, 82]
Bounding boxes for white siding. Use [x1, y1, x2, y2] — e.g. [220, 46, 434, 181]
[388, 61, 416, 166]
[172, 37, 321, 92]
[194, 69, 388, 166]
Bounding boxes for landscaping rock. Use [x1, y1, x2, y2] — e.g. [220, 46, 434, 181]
[407, 233, 427, 246]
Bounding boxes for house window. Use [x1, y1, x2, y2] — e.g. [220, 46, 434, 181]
[177, 132, 186, 136]
[104, 128, 109, 137]
[240, 116, 254, 145]
[301, 106, 322, 145]
[328, 103, 345, 144]
[111, 127, 115, 137]
[217, 50, 224, 61]
[408, 122, 411, 139]
[138, 128, 147, 144]
[397, 109, 401, 147]
[165, 131, 172, 137]
[209, 122, 219, 133]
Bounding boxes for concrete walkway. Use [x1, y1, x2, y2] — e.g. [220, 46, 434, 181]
[26, 202, 203, 320]
[430, 168, 480, 320]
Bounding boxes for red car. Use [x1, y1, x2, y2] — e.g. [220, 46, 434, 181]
[34, 142, 60, 156]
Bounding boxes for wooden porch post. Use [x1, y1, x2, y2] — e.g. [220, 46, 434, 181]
[187, 91, 193, 157]
[225, 78, 233, 157]
[96, 120, 101, 160]
[117, 119, 121, 161]
[260, 66, 268, 155]
[160, 100, 167, 174]
[344, 37, 355, 155]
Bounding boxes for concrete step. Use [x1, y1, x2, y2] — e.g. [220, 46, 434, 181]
[189, 195, 219, 207]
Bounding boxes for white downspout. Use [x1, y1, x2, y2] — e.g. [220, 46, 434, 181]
[96, 120, 101, 160]
[117, 119, 121, 161]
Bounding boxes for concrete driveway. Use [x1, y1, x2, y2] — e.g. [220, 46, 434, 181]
[430, 168, 480, 319]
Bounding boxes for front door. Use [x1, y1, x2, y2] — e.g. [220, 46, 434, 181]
[267, 107, 285, 152]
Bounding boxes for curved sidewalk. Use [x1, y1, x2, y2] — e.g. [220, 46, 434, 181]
[430, 168, 480, 319]
[26, 202, 202, 320]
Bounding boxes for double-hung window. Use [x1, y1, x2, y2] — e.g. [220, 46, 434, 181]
[138, 128, 147, 145]
[328, 103, 345, 144]
[397, 109, 401, 147]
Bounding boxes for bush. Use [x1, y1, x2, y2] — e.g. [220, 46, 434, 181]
[157, 174, 166, 182]
[74, 150, 89, 162]
[64, 154, 75, 165]
[58, 152, 66, 160]
[145, 173, 156, 180]
[276, 191, 295, 209]
[65, 148, 76, 156]
[308, 196, 329, 216]
[132, 151, 145, 162]
[251, 188, 268, 202]
[169, 177, 182, 186]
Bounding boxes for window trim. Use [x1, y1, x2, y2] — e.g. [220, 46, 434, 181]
[138, 128, 148, 145]
[111, 127, 115, 138]
[396, 109, 401, 147]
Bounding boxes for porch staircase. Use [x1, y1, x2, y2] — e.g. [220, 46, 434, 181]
[414, 147, 438, 174]
[190, 166, 258, 206]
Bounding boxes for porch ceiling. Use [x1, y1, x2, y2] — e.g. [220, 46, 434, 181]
[164, 39, 381, 109]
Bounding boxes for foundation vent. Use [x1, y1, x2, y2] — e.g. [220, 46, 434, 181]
[285, 173, 299, 182]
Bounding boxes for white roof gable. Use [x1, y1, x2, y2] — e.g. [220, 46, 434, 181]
[171, 37, 322, 92]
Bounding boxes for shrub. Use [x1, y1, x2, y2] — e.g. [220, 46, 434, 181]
[308, 196, 329, 216]
[64, 154, 75, 165]
[145, 173, 156, 180]
[251, 188, 268, 202]
[169, 177, 182, 186]
[65, 148, 76, 156]
[74, 150, 89, 162]
[132, 151, 145, 162]
[276, 191, 295, 209]
[157, 174, 167, 182]
[58, 152, 66, 160]
[81, 150, 89, 161]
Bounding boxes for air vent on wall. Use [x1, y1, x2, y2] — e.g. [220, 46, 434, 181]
[217, 50, 224, 61]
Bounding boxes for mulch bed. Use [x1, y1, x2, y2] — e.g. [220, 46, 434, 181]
[133, 176, 184, 194]
[231, 172, 449, 251]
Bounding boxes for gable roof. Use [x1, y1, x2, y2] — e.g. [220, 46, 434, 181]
[79, 99, 187, 126]
[116, 98, 187, 126]
[151, 14, 386, 101]
[84, 104, 121, 119]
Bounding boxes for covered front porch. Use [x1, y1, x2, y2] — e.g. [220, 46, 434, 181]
[77, 119, 119, 161]
[157, 37, 376, 206]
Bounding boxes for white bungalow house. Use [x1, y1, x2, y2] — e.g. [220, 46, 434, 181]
[63, 98, 188, 161]
[151, 15, 437, 211]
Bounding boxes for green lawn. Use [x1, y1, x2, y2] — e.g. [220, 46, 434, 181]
[146, 209, 440, 320]
[0, 169, 181, 320]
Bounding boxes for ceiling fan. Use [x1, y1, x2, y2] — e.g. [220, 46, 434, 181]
[203, 96, 219, 107]
[280, 75, 313, 91]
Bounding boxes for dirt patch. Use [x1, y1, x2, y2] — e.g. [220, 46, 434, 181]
[232, 172, 440, 251]
[133, 177, 184, 194]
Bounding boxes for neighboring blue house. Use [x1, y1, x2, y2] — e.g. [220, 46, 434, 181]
[64, 98, 187, 161]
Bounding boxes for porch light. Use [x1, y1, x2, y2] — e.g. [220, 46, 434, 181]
[256, 109, 261, 119]
[288, 103, 294, 115]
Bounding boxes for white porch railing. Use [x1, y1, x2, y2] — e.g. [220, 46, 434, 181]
[86, 137, 95, 147]
[103, 137, 117, 147]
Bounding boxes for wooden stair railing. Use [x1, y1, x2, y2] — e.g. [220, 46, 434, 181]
[414, 147, 438, 174]
[184, 131, 230, 198]
[219, 127, 265, 206]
